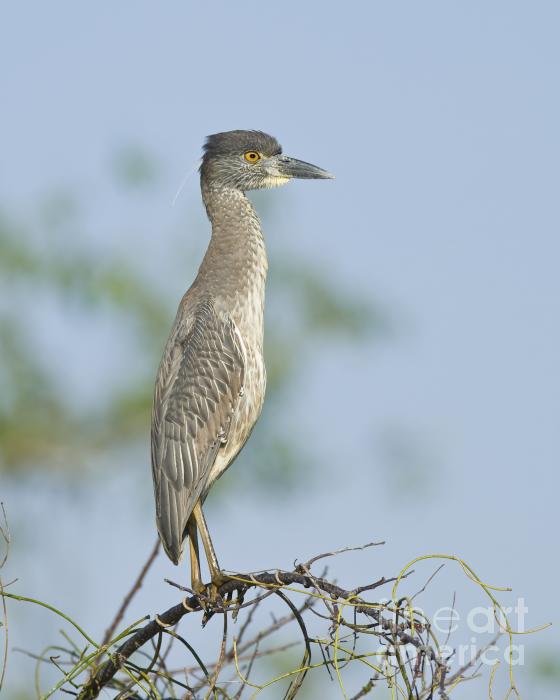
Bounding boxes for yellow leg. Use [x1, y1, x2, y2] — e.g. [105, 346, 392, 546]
[192, 502, 226, 588]
[187, 516, 205, 595]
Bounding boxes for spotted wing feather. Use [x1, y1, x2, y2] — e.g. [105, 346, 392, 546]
[151, 297, 245, 563]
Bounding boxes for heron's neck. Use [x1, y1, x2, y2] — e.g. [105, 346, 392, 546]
[197, 183, 268, 335]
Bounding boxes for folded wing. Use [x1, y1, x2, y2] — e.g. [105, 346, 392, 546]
[151, 296, 245, 563]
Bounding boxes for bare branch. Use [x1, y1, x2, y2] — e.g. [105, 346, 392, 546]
[101, 540, 160, 649]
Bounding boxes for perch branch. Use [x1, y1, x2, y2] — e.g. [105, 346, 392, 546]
[77, 565, 426, 700]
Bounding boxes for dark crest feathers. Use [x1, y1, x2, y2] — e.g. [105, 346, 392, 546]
[202, 130, 282, 160]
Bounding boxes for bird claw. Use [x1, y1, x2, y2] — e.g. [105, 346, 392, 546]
[193, 573, 235, 623]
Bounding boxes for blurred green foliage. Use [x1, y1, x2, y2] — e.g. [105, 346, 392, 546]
[0, 148, 387, 489]
[375, 425, 440, 499]
[532, 649, 560, 684]
[111, 146, 161, 188]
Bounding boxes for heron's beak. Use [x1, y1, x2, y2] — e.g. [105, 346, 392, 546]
[268, 155, 334, 180]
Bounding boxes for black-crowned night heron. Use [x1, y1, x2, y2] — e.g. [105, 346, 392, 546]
[151, 130, 333, 596]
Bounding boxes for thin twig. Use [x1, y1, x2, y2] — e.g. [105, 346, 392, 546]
[299, 541, 385, 571]
[101, 540, 160, 649]
[0, 503, 11, 694]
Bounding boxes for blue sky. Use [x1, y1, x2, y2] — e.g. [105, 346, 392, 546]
[2, 2, 559, 697]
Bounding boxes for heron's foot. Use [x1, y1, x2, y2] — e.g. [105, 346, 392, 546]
[192, 579, 207, 598]
[204, 570, 232, 604]
[188, 575, 214, 617]
[192, 573, 232, 612]
[192, 576, 232, 626]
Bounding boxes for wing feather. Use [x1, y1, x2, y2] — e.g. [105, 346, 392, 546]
[151, 296, 245, 563]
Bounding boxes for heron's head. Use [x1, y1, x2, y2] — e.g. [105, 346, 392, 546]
[200, 130, 333, 191]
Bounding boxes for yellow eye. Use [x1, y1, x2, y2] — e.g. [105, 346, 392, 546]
[244, 151, 261, 163]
